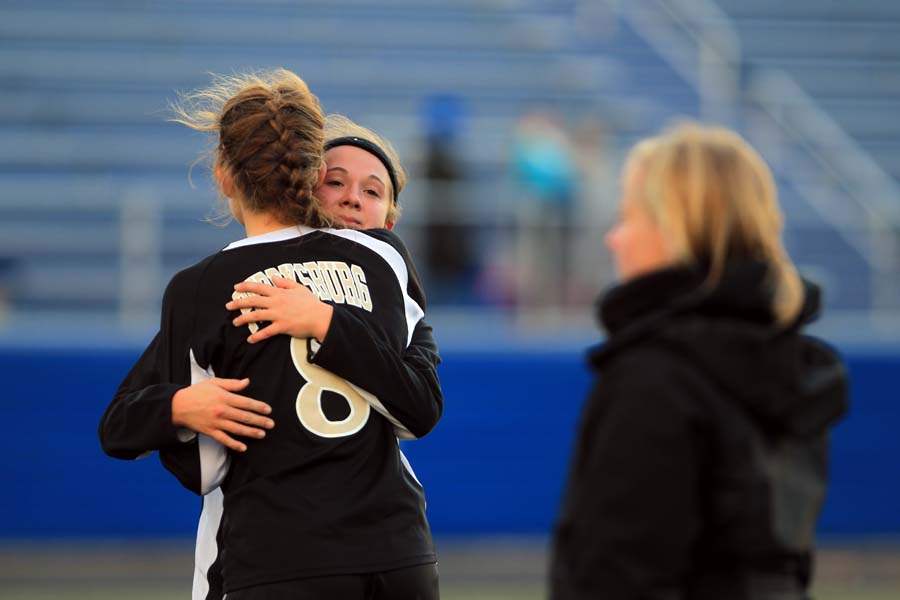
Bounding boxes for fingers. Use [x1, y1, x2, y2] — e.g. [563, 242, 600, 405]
[233, 281, 278, 296]
[210, 377, 250, 392]
[226, 394, 272, 416]
[219, 419, 268, 440]
[224, 406, 275, 430]
[209, 430, 247, 453]
[203, 394, 275, 453]
[243, 414, 275, 431]
[247, 323, 286, 344]
[227, 295, 273, 312]
[233, 309, 274, 327]
[271, 276, 300, 290]
[222, 402, 274, 426]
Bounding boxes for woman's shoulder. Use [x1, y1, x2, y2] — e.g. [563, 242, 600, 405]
[355, 227, 408, 252]
[596, 342, 710, 397]
[591, 323, 703, 377]
[588, 334, 726, 423]
[162, 253, 221, 300]
[580, 347, 712, 445]
[330, 227, 426, 309]
[313, 227, 413, 269]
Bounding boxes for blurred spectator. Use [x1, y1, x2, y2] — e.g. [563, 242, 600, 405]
[0, 257, 20, 322]
[550, 122, 848, 600]
[570, 115, 618, 303]
[511, 109, 578, 308]
[421, 93, 476, 305]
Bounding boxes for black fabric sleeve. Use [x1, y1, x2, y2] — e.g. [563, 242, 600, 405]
[157, 434, 205, 495]
[311, 306, 443, 438]
[556, 357, 706, 598]
[97, 269, 199, 466]
[98, 341, 189, 459]
[360, 228, 427, 309]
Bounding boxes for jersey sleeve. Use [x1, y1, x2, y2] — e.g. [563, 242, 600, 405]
[361, 228, 427, 311]
[98, 264, 225, 497]
[310, 308, 443, 439]
[157, 259, 231, 497]
[98, 270, 197, 460]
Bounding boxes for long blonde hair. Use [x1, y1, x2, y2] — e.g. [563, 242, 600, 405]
[624, 122, 804, 327]
[171, 68, 331, 227]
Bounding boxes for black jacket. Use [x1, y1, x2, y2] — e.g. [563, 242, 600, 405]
[550, 262, 848, 600]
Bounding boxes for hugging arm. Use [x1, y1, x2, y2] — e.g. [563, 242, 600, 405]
[98, 268, 254, 496]
[229, 272, 443, 439]
[98, 271, 196, 460]
[311, 306, 442, 438]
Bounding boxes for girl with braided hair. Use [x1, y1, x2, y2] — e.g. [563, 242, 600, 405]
[99, 70, 440, 600]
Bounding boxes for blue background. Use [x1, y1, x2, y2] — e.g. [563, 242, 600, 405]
[1, 346, 895, 539]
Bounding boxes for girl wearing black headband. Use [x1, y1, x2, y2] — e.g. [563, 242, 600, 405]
[225, 115, 441, 600]
[314, 114, 406, 231]
[228, 113, 417, 347]
[100, 73, 441, 600]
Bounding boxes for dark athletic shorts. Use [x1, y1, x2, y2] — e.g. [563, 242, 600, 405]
[226, 563, 439, 600]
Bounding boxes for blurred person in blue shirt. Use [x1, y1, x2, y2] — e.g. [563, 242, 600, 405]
[511, 110, 578, 307]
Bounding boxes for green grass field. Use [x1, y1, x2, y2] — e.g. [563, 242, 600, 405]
[1, 539, 898, 599]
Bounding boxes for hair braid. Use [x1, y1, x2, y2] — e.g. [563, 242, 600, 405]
[171, 68, 331, 227]
[265, 93, 330, 227]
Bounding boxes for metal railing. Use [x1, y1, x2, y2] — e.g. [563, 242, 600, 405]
[4, 0, 899, 336]
[613, 0, 900, 316]
[617, 0, 740, 126]
[747, 71, 900, 313]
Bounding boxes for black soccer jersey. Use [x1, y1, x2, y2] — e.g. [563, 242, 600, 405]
[101, 225, 438, 596]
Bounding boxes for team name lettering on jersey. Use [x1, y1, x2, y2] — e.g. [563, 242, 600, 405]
[233, 261, 372, 334]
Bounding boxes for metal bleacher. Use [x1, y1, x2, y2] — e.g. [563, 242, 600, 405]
[710, 0, 900, 313]
[620, 0, 900, 315]
[716, 0, 900, 162]
[1, 0, 896, 330]
[0, 0, 697, 323]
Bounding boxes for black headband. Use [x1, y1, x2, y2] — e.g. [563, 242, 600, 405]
[324, 136, 400, 204]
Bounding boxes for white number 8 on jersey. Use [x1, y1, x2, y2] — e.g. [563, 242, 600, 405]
[290, 337, 371, 438]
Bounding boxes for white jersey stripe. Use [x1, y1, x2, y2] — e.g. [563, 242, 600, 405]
[189, 351, 231, 494]
[189, 350, 229, 600]
[221, 225, 307, 252]
[193, 489, 224, 600]
[313, 227, 424, 349]
[399, 446, 425, 511]
[349, 381, 415, 440]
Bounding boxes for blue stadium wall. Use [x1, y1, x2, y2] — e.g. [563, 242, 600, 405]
[0, 345, 896, 538]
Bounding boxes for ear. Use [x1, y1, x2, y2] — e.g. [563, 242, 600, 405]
[214, 162, 236, 198]
[316, 160, 327, 189]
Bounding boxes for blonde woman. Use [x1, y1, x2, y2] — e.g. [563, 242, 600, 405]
[550, 122, 847, 600]
[100, 72, 439, 600]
